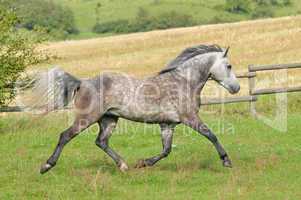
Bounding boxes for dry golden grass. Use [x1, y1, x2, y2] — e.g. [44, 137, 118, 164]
[37, 16, 301, 97]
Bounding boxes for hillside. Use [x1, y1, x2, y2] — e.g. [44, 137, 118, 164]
[54, 0, 301, 39]
[40, 15, 301, 99]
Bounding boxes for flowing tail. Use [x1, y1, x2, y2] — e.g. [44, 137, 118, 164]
[25, 67, 81, 113]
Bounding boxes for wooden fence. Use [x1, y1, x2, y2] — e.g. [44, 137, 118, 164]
[200, 62, 301, 106]
[1, 62, 301, 113]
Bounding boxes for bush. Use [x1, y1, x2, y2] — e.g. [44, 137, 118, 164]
[92, 20, 131, 34]
[252, 6, 275, 19]
[151, 11, 195, 29]
[3, 0, 79, 39]
[92, 10, 195, 34]
[270, 0, 280, 5]
[210, 14, 237, 24]
[254, 0, 292, 6]
[254, 0, 278, 5]
[0, 7, 45, 106]
[225, 0, 252, 14]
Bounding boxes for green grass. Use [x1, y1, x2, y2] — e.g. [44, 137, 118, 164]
[1, 97, 301, 199]
[53, 0, 301, 39]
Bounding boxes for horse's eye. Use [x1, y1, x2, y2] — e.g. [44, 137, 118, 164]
[227, 65, 232, 70]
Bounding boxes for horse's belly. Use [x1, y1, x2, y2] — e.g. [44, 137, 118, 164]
[106, 106, 180, 123]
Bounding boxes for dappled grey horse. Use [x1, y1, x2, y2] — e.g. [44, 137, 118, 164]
[35, 44, 240, 174]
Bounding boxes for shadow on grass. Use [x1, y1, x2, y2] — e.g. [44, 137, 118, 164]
[72, 157, 224, 176]
[147, 158, 223, 173]
[83, 158, 118, 174]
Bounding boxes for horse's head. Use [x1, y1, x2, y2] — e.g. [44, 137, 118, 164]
[209, 47, 240, 94]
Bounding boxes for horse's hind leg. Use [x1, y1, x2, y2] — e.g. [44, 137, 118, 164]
[95, 116, 129, 172]
[40, 117, 93, 174]
[135, 123, 175, 168]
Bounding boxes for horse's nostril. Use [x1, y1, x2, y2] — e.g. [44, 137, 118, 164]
[230, 85, 240, 94]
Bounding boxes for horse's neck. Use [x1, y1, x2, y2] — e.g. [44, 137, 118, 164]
[176, 54, 215, 91]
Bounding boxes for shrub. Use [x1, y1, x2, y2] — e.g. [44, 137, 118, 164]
[225, 0, 252, 14]
[210, 14, 237, 24]
[254, 0, 272, 5]
[151, 11, 195, 29]
[92, 20, 131, 33]
[92, 10, 195, 34]
[0, 7, 45, 106]
[129, 7, 153, 32]
[254, 0, 292, 6]
[251, 6, 274, 19]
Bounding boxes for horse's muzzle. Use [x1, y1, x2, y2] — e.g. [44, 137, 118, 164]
[229, 84, 240, 94]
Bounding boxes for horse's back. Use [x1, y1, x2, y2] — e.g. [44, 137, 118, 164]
[101, 72, 181, 123]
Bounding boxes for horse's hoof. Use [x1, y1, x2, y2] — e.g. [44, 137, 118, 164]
[119, 162, 129, 172]
[134, 159, 147, 168]
[223, 157, 233, 168]
[40, 163, 53, 174]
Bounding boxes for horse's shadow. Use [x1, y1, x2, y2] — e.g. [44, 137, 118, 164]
[84, 159, 118, 174]
[83, 158, 223, 175]
[157, 159, 223, 173]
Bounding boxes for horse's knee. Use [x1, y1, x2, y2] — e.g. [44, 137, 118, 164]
[162, 147, 172, 157]
[208, 132, 218, 143]
[201, 130, 218, 143]
[58, 131, 73, 145]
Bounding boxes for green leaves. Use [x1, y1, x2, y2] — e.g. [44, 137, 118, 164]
[92, 10, 195, 34]
[0, 6, 45, 106]
[2, 0, 79, 40]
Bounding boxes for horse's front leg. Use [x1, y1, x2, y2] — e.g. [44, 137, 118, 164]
[135, 123, 175, 168]
[182, 114, 232, 168]
[40, 118, 92, 174]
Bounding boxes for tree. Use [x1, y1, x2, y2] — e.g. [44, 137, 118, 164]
[3, 0, 79, 39]
[0, 6, 45, 106]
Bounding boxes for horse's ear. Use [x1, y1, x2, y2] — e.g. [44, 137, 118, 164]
[223, 46, 230, 57]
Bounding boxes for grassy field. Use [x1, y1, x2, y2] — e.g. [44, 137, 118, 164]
[1, 110, 301, 199]
[0, 108, 301, 200]
[54, 0, 301, 39]
[1, 16, 301, 199]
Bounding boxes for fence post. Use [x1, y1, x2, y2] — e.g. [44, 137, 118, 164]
[248, 65, 256, 116]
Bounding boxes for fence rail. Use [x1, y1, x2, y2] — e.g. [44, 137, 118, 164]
[248, 63, 301, 72]
[0, 106, 24, 113]
[1, 62, 301, 113]
[201, 95, 257, 105]
[251, 86, 301, 95]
